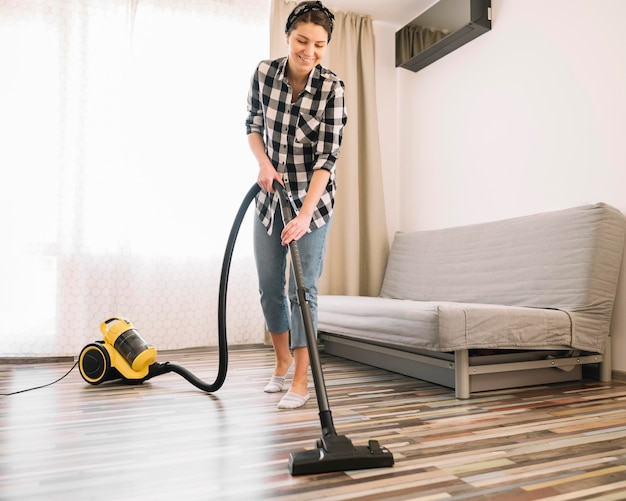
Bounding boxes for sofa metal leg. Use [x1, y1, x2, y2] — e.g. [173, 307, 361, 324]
[599, 337, 612, 382]
[455, 349, 470, 399]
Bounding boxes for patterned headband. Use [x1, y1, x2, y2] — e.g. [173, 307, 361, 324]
[285, 1, 335, 39]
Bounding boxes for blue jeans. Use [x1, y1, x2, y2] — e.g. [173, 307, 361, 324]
[253, 213, 332, 349]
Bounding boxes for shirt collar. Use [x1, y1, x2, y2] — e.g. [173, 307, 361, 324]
[278, 56, 321, 96]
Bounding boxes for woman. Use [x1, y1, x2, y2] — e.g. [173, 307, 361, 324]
[245, 1, 347, 409]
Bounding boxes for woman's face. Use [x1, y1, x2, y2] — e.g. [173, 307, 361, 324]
[286, 21, 328, 77]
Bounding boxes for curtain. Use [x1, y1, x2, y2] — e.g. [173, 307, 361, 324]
[396, 24, 449, 66]
[0, 0, 269, 357]
[270, 0, 388, 297]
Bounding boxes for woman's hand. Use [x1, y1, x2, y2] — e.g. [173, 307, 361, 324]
[279, 168, 330, 245]
[281, 211, 312, 245]
[257, 161, 282, 193]
[248, 133, 282, 193]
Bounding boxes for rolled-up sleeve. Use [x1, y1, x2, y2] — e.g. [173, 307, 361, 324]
[245, 64, 264, 136]
[313, 80, 347, 174]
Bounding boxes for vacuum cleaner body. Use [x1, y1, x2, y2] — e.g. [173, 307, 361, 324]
[78, 184, 262, 393]
[78, 317, 157, 385]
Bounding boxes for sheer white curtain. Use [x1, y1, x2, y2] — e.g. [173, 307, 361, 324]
[0, 0, 269, 357]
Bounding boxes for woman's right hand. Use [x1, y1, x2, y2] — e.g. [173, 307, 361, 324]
[257, 161, 282, 193]
[248, 132, 282, 192]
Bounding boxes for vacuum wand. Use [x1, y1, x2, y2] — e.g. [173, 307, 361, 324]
[272, 181, 394, 475]
[273, 180, 336, 436]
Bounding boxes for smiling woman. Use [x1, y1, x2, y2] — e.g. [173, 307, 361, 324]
[246, 1, 348, 408]
[0, 0, 269, 357]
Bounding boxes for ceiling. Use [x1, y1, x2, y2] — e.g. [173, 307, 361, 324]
[326, 0, 436, 26]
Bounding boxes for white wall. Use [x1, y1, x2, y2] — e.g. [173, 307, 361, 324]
[373, 20, 400, 240]
[374, 0, 626, 372]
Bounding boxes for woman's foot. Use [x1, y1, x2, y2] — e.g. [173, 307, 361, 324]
[276, 374, 310, 408]
[264, 374, 287, 393]
[263, 357, 293, 393]
[276, 346, 310, 408]
[277, 391, 310, 409]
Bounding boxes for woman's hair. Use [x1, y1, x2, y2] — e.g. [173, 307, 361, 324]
[285, 1, 335, 42]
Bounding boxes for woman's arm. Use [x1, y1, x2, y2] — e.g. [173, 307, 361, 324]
[247, 132, 282, 193]
[281, 79, 346, 245]
[280, 168, 330, 246]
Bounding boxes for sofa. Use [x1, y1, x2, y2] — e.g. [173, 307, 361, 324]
[318, 203, 626, 398]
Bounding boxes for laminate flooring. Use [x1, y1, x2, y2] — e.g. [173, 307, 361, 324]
[2, 347, 626, 500]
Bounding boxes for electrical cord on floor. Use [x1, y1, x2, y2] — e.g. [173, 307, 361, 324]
[1, 361, 79, 396]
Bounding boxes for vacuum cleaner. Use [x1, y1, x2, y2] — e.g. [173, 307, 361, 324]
[77, 181, 394, 475]
[78, 183, 260, 391]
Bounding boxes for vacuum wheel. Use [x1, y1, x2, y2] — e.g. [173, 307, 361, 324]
[79, 343, 111, 385]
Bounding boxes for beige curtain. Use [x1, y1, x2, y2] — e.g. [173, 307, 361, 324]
[396, 24, 449, 66]
[270, 0, 388, 297]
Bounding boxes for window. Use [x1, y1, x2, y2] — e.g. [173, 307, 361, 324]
[0, 0, 269, 356]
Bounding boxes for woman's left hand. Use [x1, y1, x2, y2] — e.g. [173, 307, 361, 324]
[281, 212, 312, 246]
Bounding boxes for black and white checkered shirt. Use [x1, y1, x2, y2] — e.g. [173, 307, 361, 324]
[246, 57, 347, 234]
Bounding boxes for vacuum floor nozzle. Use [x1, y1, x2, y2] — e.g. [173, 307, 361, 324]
[273, 181, 394, 476]
[288, 434, 394, 475]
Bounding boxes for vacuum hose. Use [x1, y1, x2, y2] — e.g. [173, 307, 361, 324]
[143, 183, 261, 391]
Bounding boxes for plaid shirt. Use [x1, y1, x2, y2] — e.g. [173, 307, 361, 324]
[246, 57, 347, 234]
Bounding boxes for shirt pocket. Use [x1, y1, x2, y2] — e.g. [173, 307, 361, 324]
[295, 113, 321, 145]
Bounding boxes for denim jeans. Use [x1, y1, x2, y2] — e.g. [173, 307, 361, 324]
[253, 212, 332, 349]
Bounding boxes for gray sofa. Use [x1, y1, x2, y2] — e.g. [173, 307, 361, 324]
[318, 203, 626, 398]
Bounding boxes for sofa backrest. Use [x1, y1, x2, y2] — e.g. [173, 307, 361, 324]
[380, 203, 626, 350]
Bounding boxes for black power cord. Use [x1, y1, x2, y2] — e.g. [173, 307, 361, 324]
[1, 360, 78, 396]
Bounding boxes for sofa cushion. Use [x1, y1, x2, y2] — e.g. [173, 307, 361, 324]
[318, 295, 572, 352]
[318, 296, 439, 350]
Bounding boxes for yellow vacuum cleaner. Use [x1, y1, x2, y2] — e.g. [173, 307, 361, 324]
[78, 317, 157, 384]
[77, 183, 261, 391]
[78, 316, 215, 388]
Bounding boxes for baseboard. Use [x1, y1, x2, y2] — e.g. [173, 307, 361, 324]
[0, 344, 270, 365]
[0, 356, 75, 365]
[611, 369, 626, 382]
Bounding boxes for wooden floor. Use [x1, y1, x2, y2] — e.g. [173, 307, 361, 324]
[2, 347, 626, 500]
